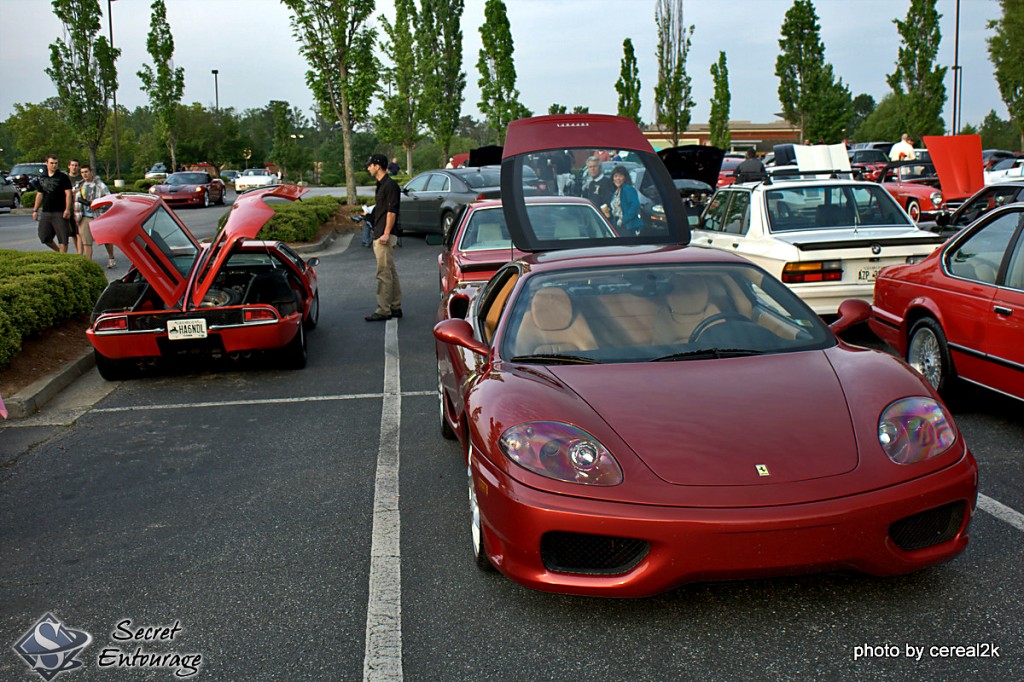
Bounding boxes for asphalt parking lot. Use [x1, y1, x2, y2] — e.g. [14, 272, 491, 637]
[1, 204, 1022, 680]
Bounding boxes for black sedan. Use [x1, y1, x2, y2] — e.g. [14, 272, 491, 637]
[399, 165, 544, 235]
[8, 162, 46, 192]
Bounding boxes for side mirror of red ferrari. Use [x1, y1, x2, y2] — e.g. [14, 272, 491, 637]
[829, 298, 872, 336]
[433, 319, 489, 356]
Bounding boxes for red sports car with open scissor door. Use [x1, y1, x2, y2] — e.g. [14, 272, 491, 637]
[433, 114, 978, 597]
[87, 185, 319, 379]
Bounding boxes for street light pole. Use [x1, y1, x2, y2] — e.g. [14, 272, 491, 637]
[211, 69, 219, 111]
[952, 0, 961, 134]
[108, 0, 121, 183]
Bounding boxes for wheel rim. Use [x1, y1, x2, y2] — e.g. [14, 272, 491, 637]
[204, 191, 210, 207]
[908, 327, 942, 388]
[468, 463, 482, 557]
[442, 213, 454, 234]
[907, 201, 920, 221]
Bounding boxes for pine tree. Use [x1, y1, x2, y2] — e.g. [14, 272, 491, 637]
[988, 0, 1024, 148]
[654, 0, 694, 147]
[417, 0, 466, 166]
[708, 52, 730, 149]
[616, 38, 642, 125]
[887, 0, 947, 140]
[137, 0, 184, 169]
[376, 0, 421, 174]
[477, 0, 528, 144]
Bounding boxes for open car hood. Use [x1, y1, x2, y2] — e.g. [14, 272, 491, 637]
[189, 185, 307, 307]
[500, 114, 691, 251]
[923, 134, 984, 201]
[657, 145, 724, 188]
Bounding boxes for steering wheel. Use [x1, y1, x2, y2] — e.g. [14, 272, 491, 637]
[688, 312, 750, 344]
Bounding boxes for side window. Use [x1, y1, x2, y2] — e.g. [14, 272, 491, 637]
[426, 174, 448, 191]
[405, 175, 429, 192]
[722, 191, 751, 235]
[478, 267, 520, 344]
[702, 192, 732, 232]
[947, 212, 1021, 284]
[1005, 230, 1024, 291]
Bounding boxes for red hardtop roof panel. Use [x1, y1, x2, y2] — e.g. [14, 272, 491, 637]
[502, 114, 654, 157]
[923, 134, 984, 201]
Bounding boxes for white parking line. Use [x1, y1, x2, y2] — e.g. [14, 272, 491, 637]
[363, 319, 403, 682]
[91, 391, 431, 413]
[978, 493, 1024, 533]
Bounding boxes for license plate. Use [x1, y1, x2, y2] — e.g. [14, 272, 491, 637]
[858, 267, 881, 282]
[167, 318, 208, 340]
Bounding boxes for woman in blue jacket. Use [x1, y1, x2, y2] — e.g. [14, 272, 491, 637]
[609, 165, 643, 234]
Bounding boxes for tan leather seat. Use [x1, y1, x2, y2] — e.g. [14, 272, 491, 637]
[511, 287, 596, 356]
[473, 217, 507, 248]
[652, 275, 721, 344]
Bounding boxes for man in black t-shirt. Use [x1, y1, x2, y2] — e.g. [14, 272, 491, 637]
[365, 153, 403, 322]
[31, 154, 74, 253]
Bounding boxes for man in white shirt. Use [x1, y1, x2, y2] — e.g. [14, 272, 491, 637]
[889, 133, 917, 162]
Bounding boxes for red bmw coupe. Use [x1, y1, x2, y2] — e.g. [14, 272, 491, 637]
[433, 114, 978, 597]
[87, 185, 319, 379]
[871, 203, 1024, 402]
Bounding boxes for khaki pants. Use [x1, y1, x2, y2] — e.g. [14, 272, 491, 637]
[373, 235, 401, 315]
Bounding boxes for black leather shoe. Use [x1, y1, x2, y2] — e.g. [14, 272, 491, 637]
[390, 308, 403, 318]
[365, 312, 391, 322]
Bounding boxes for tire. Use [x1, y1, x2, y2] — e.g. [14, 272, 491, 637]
[906, 199, 920, 222]
[438, 358, 456, 440]
[13, 194, 21, 209]
[907, 317, 956, 396]
[94, 350, 134, 381]
[203, 190, 211, 208]
[467, 462, 495, 571]
[441, 211, 455, 236]
[303, 290, 319, 330]
[280, 323, 307, 369]
[216, 188, 225, 205]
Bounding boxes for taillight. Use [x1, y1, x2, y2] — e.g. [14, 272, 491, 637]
[476, 193, 488, 200]
[782, 261, 843, 283]
[94, 315, 128, 332]
[244, 308, 278, 323]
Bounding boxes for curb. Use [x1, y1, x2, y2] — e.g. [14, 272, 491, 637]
[5, 349, 96, 420]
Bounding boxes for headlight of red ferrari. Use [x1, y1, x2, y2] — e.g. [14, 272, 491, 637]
[194, 186, 204, 193]
[877, 397, 956, 464]
[499, 421, 622, 485]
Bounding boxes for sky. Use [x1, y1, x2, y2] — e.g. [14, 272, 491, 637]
[0, 0, 1008, 133]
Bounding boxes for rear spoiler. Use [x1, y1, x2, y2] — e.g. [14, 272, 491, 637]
[793, 235, 945, 251]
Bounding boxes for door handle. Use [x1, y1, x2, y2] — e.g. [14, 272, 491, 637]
[706, 238, 713, 244]
[993, 305, 1012, 316]
[731, 243, 740, 249]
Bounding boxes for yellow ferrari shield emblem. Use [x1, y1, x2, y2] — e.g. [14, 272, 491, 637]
[756, 464, 770, 477]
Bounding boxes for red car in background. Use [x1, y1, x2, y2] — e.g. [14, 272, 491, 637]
[878, 161, 944, 222]
[848, 148, 889, 182]
[871, 202, 1024, 402]
[437, 196, 614, 295]
[716, 154, 744, 186]
[149, 171, 227, 208]
[87, 185, 320, 379]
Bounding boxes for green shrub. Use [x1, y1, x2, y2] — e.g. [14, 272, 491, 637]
[0, 250, 107, 370]
[215, 194, 344, 241]
[134, 178, 161, 192]
[21, 190, 38, 207]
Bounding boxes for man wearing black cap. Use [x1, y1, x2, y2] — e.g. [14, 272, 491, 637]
[365, 153, 403, 321]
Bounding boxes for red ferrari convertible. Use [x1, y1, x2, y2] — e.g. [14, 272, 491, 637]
[433, 114, 978, 597]
[87, 185, 319, 379]
[871, 202, 1024, 402]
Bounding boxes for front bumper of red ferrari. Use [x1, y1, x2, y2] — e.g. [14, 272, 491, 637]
[152, 191, 205, 206]
[472, 446, 977, 598]
[88, 313, 301, 359]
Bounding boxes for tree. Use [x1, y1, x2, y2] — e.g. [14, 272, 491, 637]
[137, 0, 185, 169]
[988, 0, 1024, 147]
[979, 109, 1022, 151]
[887, 0, 947, 140]
[775, 0, 852, 143]
[46, 0, 119, 171]
[708, 51, 730, 149]
[852, 93, 904, 142]
[375, 0, 421, 175]
[616, 38, 642, 125]
[5, 100, 79, 163]
[283, 0, 378, 204]
[477, 0, 528, 144]
[417, 0, 466, 167]
[548, 104, 568, 115]
[654, 0, 695, 147]
[849, 93, 876, 134]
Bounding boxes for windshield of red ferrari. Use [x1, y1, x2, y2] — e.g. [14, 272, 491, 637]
[499, 263, 832, 364]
